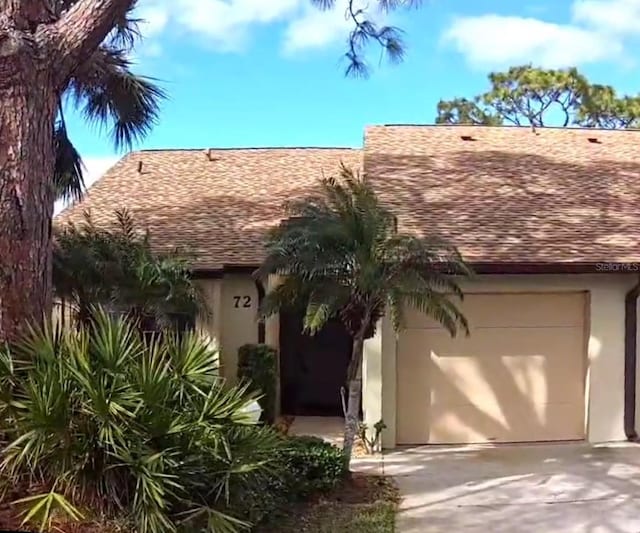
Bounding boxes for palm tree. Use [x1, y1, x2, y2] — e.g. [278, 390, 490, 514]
[257, 166, 471, 466]
[54, 1, 165, 203]
[54, 209, 203, 332]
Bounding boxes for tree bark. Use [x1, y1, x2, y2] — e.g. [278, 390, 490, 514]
[52, 0, 135, 84]
[342, 307, 372, 469]
[0, 0, 136, 343]
[342, 336, 364, 469]
[0, 69, 57, 342]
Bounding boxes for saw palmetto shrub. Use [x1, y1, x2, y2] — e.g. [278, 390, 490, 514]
[0, 308, 281, 533]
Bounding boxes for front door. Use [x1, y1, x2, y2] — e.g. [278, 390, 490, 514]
[280, 310, 352, 416]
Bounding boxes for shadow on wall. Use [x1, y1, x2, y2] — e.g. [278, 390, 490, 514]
[427, 351, 557, 443]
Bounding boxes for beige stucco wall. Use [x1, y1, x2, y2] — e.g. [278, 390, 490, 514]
[195, 279, 223, 349]
[196, 275, 260, 383]
[366, 274, 640, 449]
[199, 272, 640, 448]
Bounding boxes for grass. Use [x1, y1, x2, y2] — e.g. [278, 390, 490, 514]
[273, 500, 396, 532]
[259, 473, 400, 533]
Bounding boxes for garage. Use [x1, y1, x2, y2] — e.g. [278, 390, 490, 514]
[396, 292, 587, 445]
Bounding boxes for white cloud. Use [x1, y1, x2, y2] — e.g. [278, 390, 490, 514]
[573, 0, 640, 34]
[283, 2, 353, 53]
[134, 0, 371, 55]
[138, 4, 169, 37]
[172, 0, 301, 51]
[442, 0, 640, 69]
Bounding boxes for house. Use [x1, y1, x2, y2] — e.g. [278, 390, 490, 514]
[57, 125, 640, 449]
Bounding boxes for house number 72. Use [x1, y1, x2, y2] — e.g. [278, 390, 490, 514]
[233, 296, 252, 308]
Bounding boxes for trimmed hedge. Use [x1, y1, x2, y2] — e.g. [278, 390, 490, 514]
[237, 343, 278, 424]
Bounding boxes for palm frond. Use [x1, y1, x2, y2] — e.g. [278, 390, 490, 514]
[260, 165, 471, 342]
[68, 46, 166, 150]
[54, 210, 202, 332]
[303, 285, 350, 334]
[108, 0, 142, 51]
[16, 490, 84, 532]
[258, 277, 310, 319]
[401, 289, 469, 337]
[2, 308, 281, 532]
[53, 119, 85, 203]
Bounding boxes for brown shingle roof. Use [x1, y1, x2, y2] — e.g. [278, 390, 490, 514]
[365, 125, 640, 265]
[57, 148, 361, 270]
[57, 125, 640, 271]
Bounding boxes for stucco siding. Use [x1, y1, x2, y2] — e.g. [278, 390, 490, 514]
[195, 279, 222, 349]
[196, 275, 259, 382]
[199, 273, 639, 448]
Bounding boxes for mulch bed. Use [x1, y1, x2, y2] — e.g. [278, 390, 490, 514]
[321, 472, 399, 505]
[0, 483, 126, 533]
[0, 507, 124, 533]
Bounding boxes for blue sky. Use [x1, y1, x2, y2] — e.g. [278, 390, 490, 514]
[65, 0, 640, 186]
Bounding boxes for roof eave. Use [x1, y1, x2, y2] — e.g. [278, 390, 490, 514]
[471, 261, 639, 275]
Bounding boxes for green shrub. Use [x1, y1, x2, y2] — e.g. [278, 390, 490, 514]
[234, 435, 347, 528]
[54, 209, 204, 332]
[278, 435, 347, 498]
[0, 308, 281, 533]
[228, 466, 290, 526]
[237, 344, 277, 424]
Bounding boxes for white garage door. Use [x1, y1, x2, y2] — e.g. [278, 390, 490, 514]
[396, 292, 587, 445]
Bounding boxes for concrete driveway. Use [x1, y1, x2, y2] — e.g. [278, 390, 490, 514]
[355, 443, 640, 533]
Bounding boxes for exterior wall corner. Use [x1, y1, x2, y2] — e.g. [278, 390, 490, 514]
[363, 313, 396, 449]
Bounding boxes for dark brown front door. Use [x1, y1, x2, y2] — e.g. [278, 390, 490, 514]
[280, 310, 352, 416]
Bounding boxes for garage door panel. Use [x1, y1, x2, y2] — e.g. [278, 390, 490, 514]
[397, 292, 586, 445]
[429, 328, 584, 405]
[405, 293, 586, 329]
[397, 331, 431, 444]
[429, 401, 585, 444]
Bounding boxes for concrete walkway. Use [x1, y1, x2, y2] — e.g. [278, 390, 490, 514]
[354, 443, 640, 533]
[288, 416, 344, 447]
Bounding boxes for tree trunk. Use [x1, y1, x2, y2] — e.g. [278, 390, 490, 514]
[0, 74, 57, 342]
[342, 332, 365, 469]
[0, 0, 137, 343]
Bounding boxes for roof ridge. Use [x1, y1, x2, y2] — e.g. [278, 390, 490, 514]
[372, 123, 640, 133]
[137, 146, 360, 153]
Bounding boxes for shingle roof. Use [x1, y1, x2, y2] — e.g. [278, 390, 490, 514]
[57, 125, 640, 271]
[365, 125, 640, 265]
[56, 148, 361, 270]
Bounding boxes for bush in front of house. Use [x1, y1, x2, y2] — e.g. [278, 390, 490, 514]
[237, 343, 278, 424]
[232, 435, 347, 527]
[278, 435, 347, 497]
[0, 308, 282, 533]
[54, 209, 204, 332]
